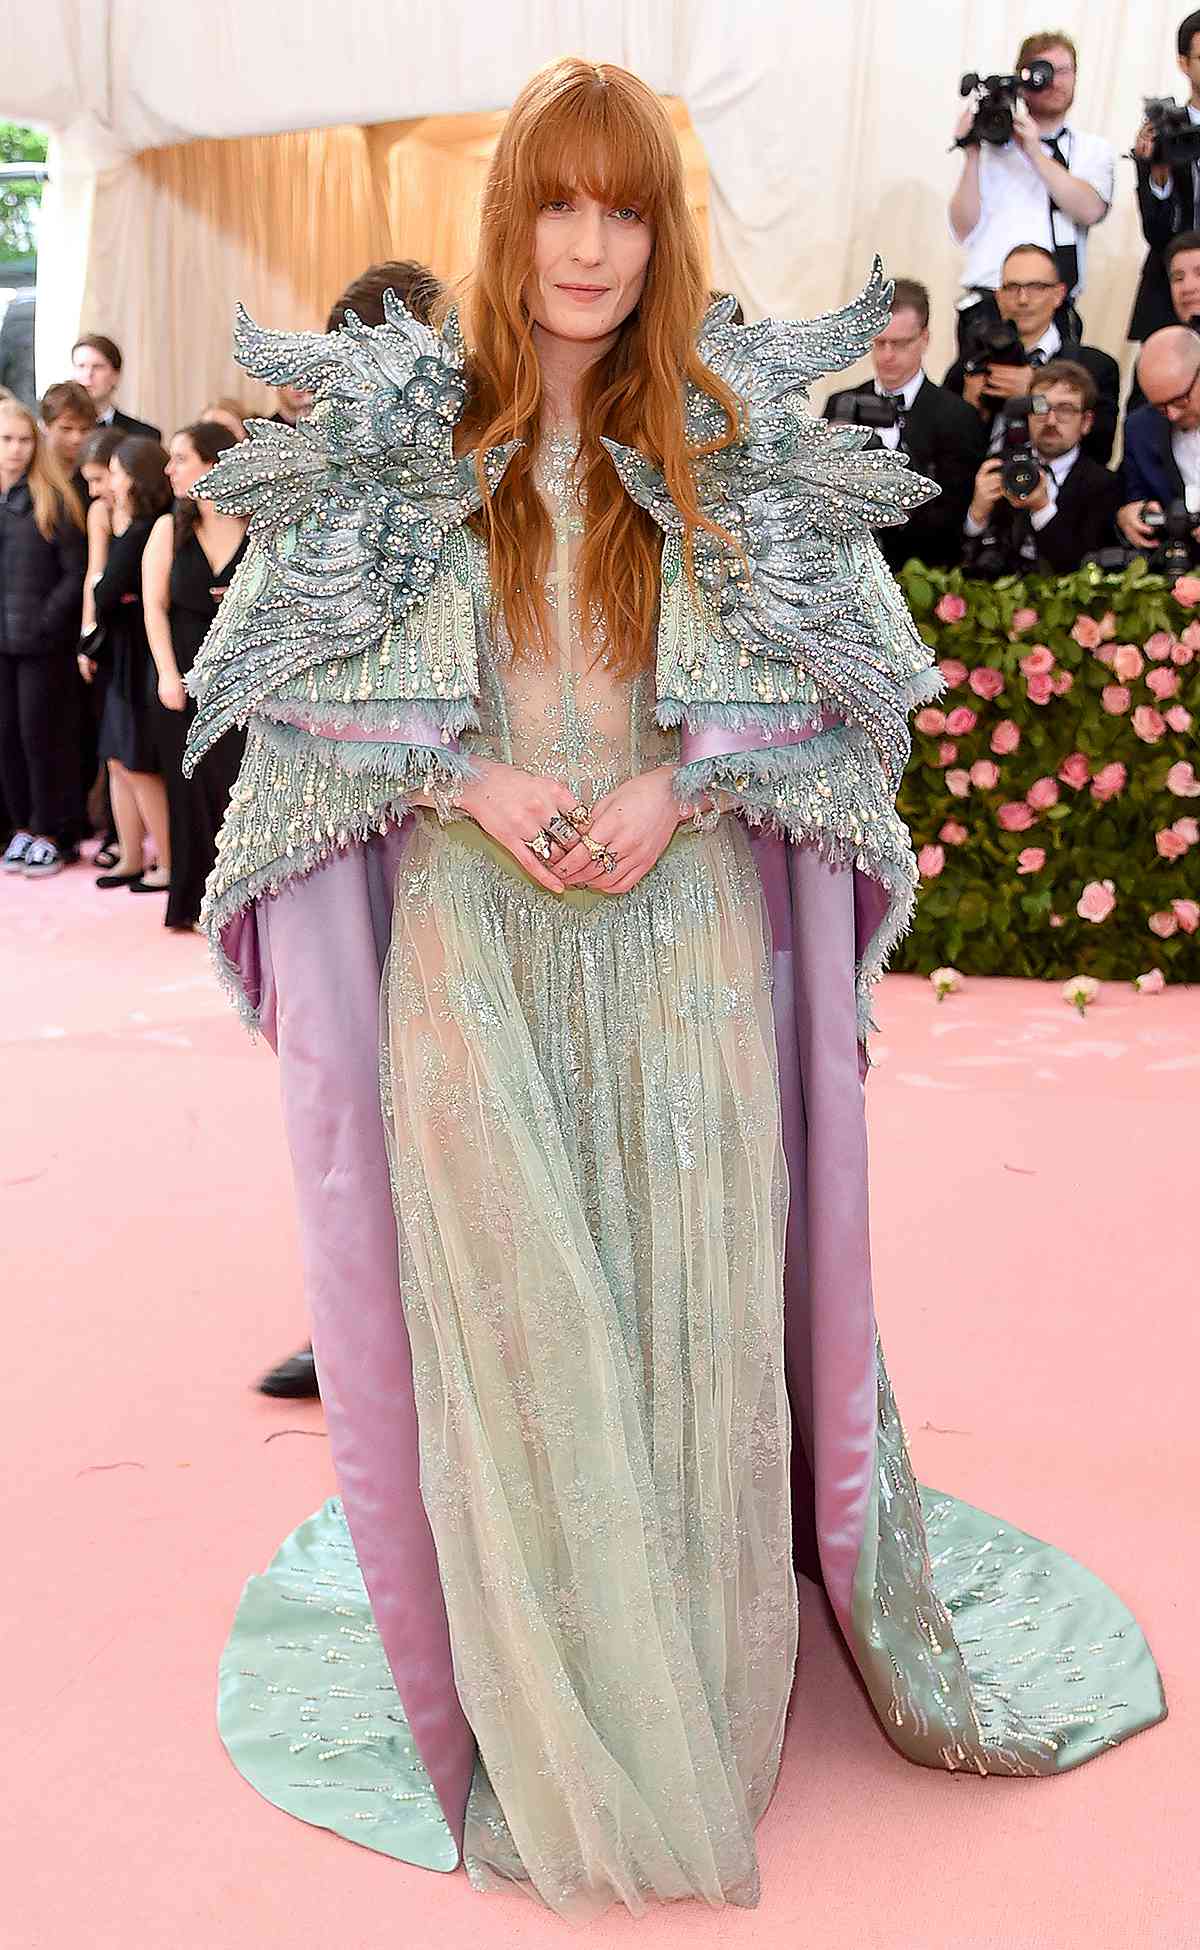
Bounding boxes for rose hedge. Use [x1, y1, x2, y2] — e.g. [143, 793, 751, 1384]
[894, 559, 1200, 980]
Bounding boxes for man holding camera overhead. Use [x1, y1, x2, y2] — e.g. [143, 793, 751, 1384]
[948, 31, 1114, 351]
[943, 242, 1120, 464]
[1129, 12, 1200, 346]
[961, 360, 1122, 576]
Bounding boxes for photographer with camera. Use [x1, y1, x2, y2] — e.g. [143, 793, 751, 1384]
[962, 361, 1122, 576]
[1118, 326, 1200, 566]
[822, 279, 987, 570]
[943, 242, 1120, 463]
[950, 33, 1113, 353]
[1129, 12, 1200, 346]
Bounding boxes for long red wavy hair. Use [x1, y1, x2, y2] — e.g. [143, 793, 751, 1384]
[453, 59, 743, 678]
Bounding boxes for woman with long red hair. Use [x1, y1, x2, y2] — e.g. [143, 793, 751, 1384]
[194, 58, 1164, 1922]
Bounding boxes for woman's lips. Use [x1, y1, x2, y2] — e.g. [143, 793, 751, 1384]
[557, 284, 609, 300]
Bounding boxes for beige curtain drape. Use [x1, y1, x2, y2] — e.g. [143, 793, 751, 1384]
[73, 102, 710, 436]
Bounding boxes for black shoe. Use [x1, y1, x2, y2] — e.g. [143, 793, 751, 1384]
[129, 874, 170, 893]
[256, 1346, 319, 1399]
[95, 869, 143, 888]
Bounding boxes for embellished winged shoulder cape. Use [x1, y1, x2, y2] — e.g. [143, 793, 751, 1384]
[186, 266, 1165, 1919]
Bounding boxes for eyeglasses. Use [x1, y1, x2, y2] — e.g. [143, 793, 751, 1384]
[998, 280, 1059, 297]
[1034, 400, 1083, 420]
[1145, 368, 1200, 414]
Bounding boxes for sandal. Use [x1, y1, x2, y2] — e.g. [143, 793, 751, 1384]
[95, 844, 119, 869]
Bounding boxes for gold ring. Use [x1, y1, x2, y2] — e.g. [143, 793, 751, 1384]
[525, 829, 554, 861]
[581, 834, 606, 859]
[546, 814, 576, 848]
[569, 804, 592, 829]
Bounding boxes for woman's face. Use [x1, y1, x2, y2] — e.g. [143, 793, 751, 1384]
[43, 413, 93, 471]
[108, 453, 133, 510]
[166, 433, 209, 499]
[0, 413, 36, 481]
[82, 459, 114, 504]
[527, 189, 653, 347]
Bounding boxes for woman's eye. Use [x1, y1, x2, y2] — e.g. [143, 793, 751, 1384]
[611, 207, 643, 223]
[542, 199, 572, 213]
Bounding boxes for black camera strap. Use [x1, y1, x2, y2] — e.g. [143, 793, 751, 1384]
[1042, 131, 1080, 293]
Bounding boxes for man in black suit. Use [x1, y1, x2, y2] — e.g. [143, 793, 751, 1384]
[70, 334, 161, 441]
[963, 360, 1122, 574]
[823, 278, 987, 570]
[1129, 10, 1200, 346]
[943, 243, 1119, 463]
[1118, 325, 1200, 551]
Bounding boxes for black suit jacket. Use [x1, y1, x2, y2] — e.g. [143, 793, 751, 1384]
[821, 377, 987, 570]
[964, 454, 1123, 576]
[942, 340, 1120, 468]
[1120, 403, 1186, 509]
[1129, 157, 1196, 343]
[109, 407, 162, 443]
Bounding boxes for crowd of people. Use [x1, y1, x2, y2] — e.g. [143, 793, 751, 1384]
[826, 16, 1200, 581]
[0, 262, 438, 903]
[6, 20, 1200, 891]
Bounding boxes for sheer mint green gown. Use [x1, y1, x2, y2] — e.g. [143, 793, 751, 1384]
[377, 431, 797, 1912]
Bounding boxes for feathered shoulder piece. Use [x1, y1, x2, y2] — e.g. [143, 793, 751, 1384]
[184, 295, 517, 776]
[602, 259, 942, 792]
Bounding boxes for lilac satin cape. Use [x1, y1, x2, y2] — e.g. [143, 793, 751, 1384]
[224, 818, 893, 1853]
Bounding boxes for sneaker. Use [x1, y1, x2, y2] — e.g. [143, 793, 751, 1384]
[22, 838, 65, 878]
[2, 831, 34, 872]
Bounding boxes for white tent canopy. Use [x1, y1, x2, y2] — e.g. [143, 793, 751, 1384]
[1, 0, 1187, 429]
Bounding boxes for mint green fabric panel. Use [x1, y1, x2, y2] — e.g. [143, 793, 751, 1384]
[217, 1499, 459, 1870]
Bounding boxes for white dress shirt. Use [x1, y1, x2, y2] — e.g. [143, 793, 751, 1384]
[983, 326, 1062, 454]
[954, 125, 1114, 295]
[1170, 426, 1200, 503]
[964, 443, 1079, 538]
[873, 370, 926, 450]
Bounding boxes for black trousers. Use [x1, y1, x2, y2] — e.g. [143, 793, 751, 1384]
[153, 691, 245, 929]
[0, 651, 83, 843]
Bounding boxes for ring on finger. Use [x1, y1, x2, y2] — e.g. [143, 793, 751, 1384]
[601, 848, 618, 874]
[546, 814, 576, 849]
[568, 804, 592, 830]
[525, 829, 554, 862]
[580, 834, 607, 860]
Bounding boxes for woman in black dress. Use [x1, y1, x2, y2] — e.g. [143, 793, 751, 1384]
[91, 436, 171, 891]
[142, 422, 248, 930]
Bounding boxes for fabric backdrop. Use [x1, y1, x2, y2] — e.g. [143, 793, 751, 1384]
[0, 0, 1192, 432]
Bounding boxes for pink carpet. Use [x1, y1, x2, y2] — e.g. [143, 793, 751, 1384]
[2, 856, 1193, 1950]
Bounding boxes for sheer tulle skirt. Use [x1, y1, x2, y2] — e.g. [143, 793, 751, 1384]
[381, 814, 798, 1920]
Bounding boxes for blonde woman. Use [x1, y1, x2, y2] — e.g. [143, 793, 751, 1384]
[0, 399, 87, 876]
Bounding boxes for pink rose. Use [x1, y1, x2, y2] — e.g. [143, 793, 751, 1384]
[1026, 776, 1059, 810]
[968, 665, 1005, 700]
[969, 759, 1000, 789]
[997, 801, 1036, 831]
[1146, 667, 1180, 698]
[1098, 611, 1117, 641]
[945, 769, 971, 797]
[1020, 645, 1056, 676]
[1092, 641, 1116, 668]
[938, 658, 968, 688]
[1132, 705, 1166, 743]
[1172, 899, 1200, 933]
[1050, 670, 1074, 695]
[991, 720, 1021, 755]
[1070, 616, 1102, 649]
[1172, 641, 1195, 666]
[1156, 828, 1190, 861]
[1090, 761, 1127, 802]
[1135, 969, 1167, 994]
[945, 706, 978, 736]
[1113, 644, 1144, 681]
[1049, 912, 1064, 927]
[1145, 631, 1175, 662]
[1165, 706, 1194, 733]
[1077, 881, 1116, 924]
[1017, 847, 1046, 875]
[1173, 817, 1200, 843]
[1166, 761, 1200, 796]
[1149, 910, 1179, 938]
[1011, 606, 1039, 634]
[1182, 620, 1200, 648]
[1172, 575, 1200, 605]
[939, 820, 969, 845]
[917, 844, 946, 878]
[1026, 673, 1054, 705]
[915, 707, 946, 734]
[937, 740, 958, 766]
[935, 593, 968, 623]
[1058, 752, 1091, 790]
[1101, 685, 1131, 715]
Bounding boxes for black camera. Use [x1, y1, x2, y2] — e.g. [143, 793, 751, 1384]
[827, 394, 899, 434]
[957, 59, 1054, 148]
[996, 395, 1048, 499]
[962, 315, 1029, 409]
[1141, 97, 1200, 170]
[1142, 498, 1197, 578]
